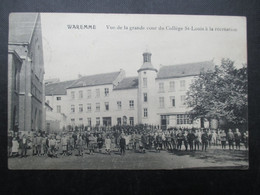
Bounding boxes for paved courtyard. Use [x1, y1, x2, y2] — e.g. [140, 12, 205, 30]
[8, 146, 248, 170]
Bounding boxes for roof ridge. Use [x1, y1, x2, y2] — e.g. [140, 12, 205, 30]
[161, 60, 213, 67]
[79, 71, 121, 79]
[45, 79, 76, 85]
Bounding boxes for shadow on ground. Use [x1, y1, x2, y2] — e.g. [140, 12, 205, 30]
[171, 148, 248, 164]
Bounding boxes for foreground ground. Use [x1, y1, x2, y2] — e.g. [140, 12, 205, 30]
[8, 145, 248, 170]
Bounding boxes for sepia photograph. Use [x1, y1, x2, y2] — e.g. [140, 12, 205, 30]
[7, 13, 248, 170]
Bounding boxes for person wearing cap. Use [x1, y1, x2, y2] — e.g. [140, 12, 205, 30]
[156, 133, 163, 152]
[105, 135, 111, 155]
[176, 130, 183, 151]
[88, 133, 95, 155]
[12, 137, 19, 157]
[243, 131, 248, 150]
[227, 129, 234, 150]
[49, 136, 57, 157]
[20, 134, 28, 157]
[187, 129, 195, 151]
[201, 129, 209, 151]
[61, 134, 68, 156]
[234, 128, 242, 150]
[97, 134, 103, 153]
[194, 129, 200, 151]
[131, 131, 137, 151]
[32, 134, 37, 156]
[36, 133, 42, 156]
[77, 135, 84, 156]
[41, 135, 48, 156]
[119, 135, 126, 155]
[220, 130, 227, 150]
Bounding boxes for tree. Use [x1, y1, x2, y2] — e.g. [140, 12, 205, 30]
[186, 59, 247, 128]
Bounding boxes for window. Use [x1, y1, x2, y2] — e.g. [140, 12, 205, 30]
[79, 91, 83, 99]
[180, 95, 186, 105]
[71, 91, 75, 99]
[117, 118, 121, 125]
[87, 103, 91, 112]
[143, 93, 148, 102]
[105, 88, 109, 96]
[96, 89, 100, 97]
[117, 101, 122, 110]
[57, 105, 61, 113]
[180, 80, 186, 90]
[144, 108, 148, 118]
[71, 118, 75, 123]
[159, 83, 164, 92]
[159, 97, 165, 108]
[79, 104, 83, 112]
[79, 118, 83, 122]
[105, 102, 109, 111]
[56, 97, 61, 101]
[169, 81, 175, 91]
[87, 118, 91, 126]
[96, 117, 100, 126]
[87, 89, 91, 99]
[177, 115, 192, 124]
[143, 78, 147, 88]
[129, 117, 134, 126]
[129, 100, 134, 109]
[170, 96, 175, 107]
[71, 105, 75, 113]
[96, 103, 100, 112]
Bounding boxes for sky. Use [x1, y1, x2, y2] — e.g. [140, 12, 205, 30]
[40, 13, 247, 81]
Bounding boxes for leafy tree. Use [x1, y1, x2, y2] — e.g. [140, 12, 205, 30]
[186, 59, 247, 128]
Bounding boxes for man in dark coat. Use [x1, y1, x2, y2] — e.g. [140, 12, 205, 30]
[234, 128, 242, 150]
[187, 130, 196, 151]
[176, 130, 183, 151]
[201, 130, 209, 151]
[119, 136, 126, 155]
[97, 134, 103, 153]
[227, 129, 234, 150]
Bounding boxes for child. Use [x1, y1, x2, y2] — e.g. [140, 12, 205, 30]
[105, 135, 111, 155]
[12, 137, 19, 157]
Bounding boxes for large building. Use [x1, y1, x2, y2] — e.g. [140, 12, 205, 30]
[8, 13, 45, 132]
[45, 52, 214, 130]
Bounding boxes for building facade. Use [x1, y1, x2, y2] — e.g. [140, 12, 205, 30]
[8, 13, 45, 132]
[45, 52, 214, 130]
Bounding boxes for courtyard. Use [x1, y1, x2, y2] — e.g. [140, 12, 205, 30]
[8, 146, 248, 170]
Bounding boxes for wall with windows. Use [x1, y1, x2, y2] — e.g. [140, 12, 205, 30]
[66, 84, 129, 127]
[155, 76, 196, 114]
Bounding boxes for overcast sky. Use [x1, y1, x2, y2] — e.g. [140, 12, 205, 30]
[40, 13, 247, 81]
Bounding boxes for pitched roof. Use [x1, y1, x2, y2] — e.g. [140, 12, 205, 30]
[45, 80, 75, 95]
[157, 61, 215, 79]
[114, 77, 138, 90]
[9, 13, 38, 43]
[67, 71, 121, 89]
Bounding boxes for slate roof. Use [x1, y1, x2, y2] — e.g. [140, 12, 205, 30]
[137, 62, 158, 72]
[114, 77, 138, 90]
[45, 80, 75, 95]
[9, 13, 38, 43]
[67, 71, 121, 89]
[157, 61, 215, 79]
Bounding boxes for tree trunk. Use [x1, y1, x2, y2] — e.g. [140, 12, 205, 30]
[201, 117, 204, 128]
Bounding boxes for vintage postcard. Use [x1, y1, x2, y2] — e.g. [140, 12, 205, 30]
[8, 13, 248, 169]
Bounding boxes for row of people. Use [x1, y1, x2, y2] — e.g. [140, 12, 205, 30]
[8, 128, 248, 158]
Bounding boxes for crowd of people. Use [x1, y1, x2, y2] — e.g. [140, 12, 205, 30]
[8, 126, 249, 158]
